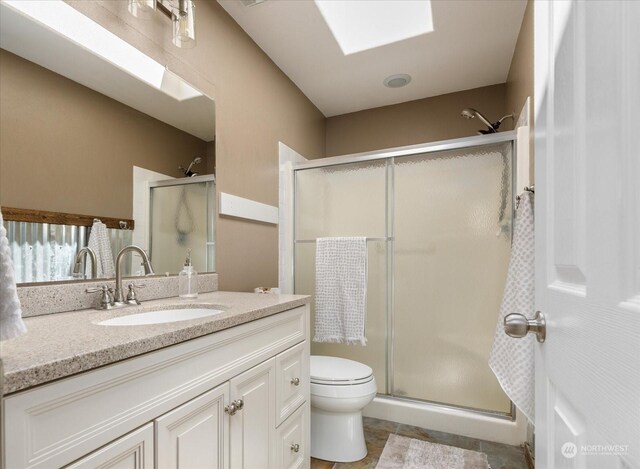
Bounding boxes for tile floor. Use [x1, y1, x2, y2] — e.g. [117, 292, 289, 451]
[310, 417, 528, 469]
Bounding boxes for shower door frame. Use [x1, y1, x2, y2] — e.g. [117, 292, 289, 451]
[291, 131, 518, 420]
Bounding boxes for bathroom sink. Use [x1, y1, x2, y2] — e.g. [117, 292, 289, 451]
[97, 308, 224, 326]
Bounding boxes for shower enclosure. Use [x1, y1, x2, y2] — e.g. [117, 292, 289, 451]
[149, 175, 216, 274]
[292, 132, 516, 421]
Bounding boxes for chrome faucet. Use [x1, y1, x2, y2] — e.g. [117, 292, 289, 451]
[73, 247, 97, 279]
[114, 245, 155, 304]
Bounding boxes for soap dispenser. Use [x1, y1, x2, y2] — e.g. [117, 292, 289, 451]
[179, 249, 198, 299]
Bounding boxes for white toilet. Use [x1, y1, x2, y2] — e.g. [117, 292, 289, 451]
[310, 355, 377, 462]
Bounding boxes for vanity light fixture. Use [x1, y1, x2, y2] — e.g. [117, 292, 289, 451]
[127, 0, 196, 49]
[128, 0, 157, 19]
[172, 0, 196, 49]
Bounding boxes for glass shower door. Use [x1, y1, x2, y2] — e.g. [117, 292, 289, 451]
[391, 143, 513, 413]
[294, 160, 390, 391]
[149, 179, 215, 274]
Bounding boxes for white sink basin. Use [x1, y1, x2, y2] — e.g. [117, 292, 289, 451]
[98, 308, 224, 326]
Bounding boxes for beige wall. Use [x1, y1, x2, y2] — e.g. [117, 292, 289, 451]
[506, 0, 534, 179]
[60, 1, 326, 292]
[325, 84, 507, 157]
[506, 1, 534, 122]
[0, 49, 208, 220]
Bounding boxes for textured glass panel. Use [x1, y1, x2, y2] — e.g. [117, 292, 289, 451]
[295, 160, 387, 239]
[294, 160, 388, 391]
[295, 240, 387, 391]
[392, 143, 513, 413]
[150, 182, 214, 274]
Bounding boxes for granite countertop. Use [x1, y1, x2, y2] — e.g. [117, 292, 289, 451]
[0, 291, 309, 395]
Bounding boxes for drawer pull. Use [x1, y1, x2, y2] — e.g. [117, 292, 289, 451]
[224, 399, 244, 415]
[290, 377, 300, 386]
[290, 443, 300, 453]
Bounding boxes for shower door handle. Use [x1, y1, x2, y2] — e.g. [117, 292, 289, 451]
[504, 311, 546, 343]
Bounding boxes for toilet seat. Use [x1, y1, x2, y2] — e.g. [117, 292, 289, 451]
[310, 355, 373, 386]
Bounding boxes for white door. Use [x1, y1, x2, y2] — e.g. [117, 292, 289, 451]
[155, 383, 230, 469]
[535, 1, 640, 468]
[229, 358, 276, 469]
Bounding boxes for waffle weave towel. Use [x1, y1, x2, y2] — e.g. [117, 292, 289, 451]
[314, 237, 367, 345]
[489, 191, 535, 422]
[87, 220, 115, 278]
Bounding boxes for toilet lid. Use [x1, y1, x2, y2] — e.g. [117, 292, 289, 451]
[310, 355, 373, 385]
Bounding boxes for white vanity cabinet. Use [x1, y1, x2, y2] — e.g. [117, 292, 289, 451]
[3, 305, 310, 469]
[65, 424, 155, 469]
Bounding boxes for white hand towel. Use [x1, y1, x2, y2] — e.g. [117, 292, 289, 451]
[87, 220, 115, 278]
[314, 237, 367, 345]
[489, 191, 535, 422]
[0, 211, 27, 341]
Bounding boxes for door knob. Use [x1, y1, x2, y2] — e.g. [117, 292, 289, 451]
[290, 377, 300, 386]
[504, 311, 546, 343]
[290, 443, 300, 453]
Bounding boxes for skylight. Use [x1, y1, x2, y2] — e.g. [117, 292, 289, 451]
[3, 0, 202, 101]
[314, 0, 434, 55]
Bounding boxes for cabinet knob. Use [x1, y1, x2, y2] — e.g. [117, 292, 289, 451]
[224, 400, 243, 416]
[290, 377, 300, 386]
[290, 443, 300, 453]
[224, 403, 237, 415]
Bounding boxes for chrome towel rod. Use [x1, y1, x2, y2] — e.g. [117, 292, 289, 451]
[295, 237, 392, 243]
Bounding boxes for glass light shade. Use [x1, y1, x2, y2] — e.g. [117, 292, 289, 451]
[172, 0, 196, 49]
[128, 0, 156, 19]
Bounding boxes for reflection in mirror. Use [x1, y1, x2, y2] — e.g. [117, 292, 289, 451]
[149, 176, 216, 275]
[0, 0, 216, 284]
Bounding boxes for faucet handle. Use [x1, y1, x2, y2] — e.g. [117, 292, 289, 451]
[85, 285, 115, 310]
[125, 283, 145, 305]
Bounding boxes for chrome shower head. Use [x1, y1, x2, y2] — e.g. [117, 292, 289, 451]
[461, 108, 477, 119]
[180, 156, 203, 177]
[460, 107, 497, 133]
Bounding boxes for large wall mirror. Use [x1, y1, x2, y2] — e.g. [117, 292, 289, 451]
[0, 1, 216, 284]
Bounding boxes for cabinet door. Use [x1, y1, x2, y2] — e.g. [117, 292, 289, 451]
[229, 358, 276, 469]
[155, 382, 230, 469]
[65, 423, 153, 469]
[275, 404, 309, 469]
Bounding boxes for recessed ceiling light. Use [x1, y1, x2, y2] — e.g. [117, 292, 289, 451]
[314, 0, 433, 55]
[384, 74, 412, 88]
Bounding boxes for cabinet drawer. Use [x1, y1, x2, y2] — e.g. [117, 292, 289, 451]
[65, 423, 154, 469]
[275, 342, 309, 426]
[275, 404, 309, 469]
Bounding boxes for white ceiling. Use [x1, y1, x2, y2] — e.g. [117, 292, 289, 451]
[219, 0, 527, 117]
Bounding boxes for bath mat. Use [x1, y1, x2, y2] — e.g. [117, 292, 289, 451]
[376, 434, 489, 469]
